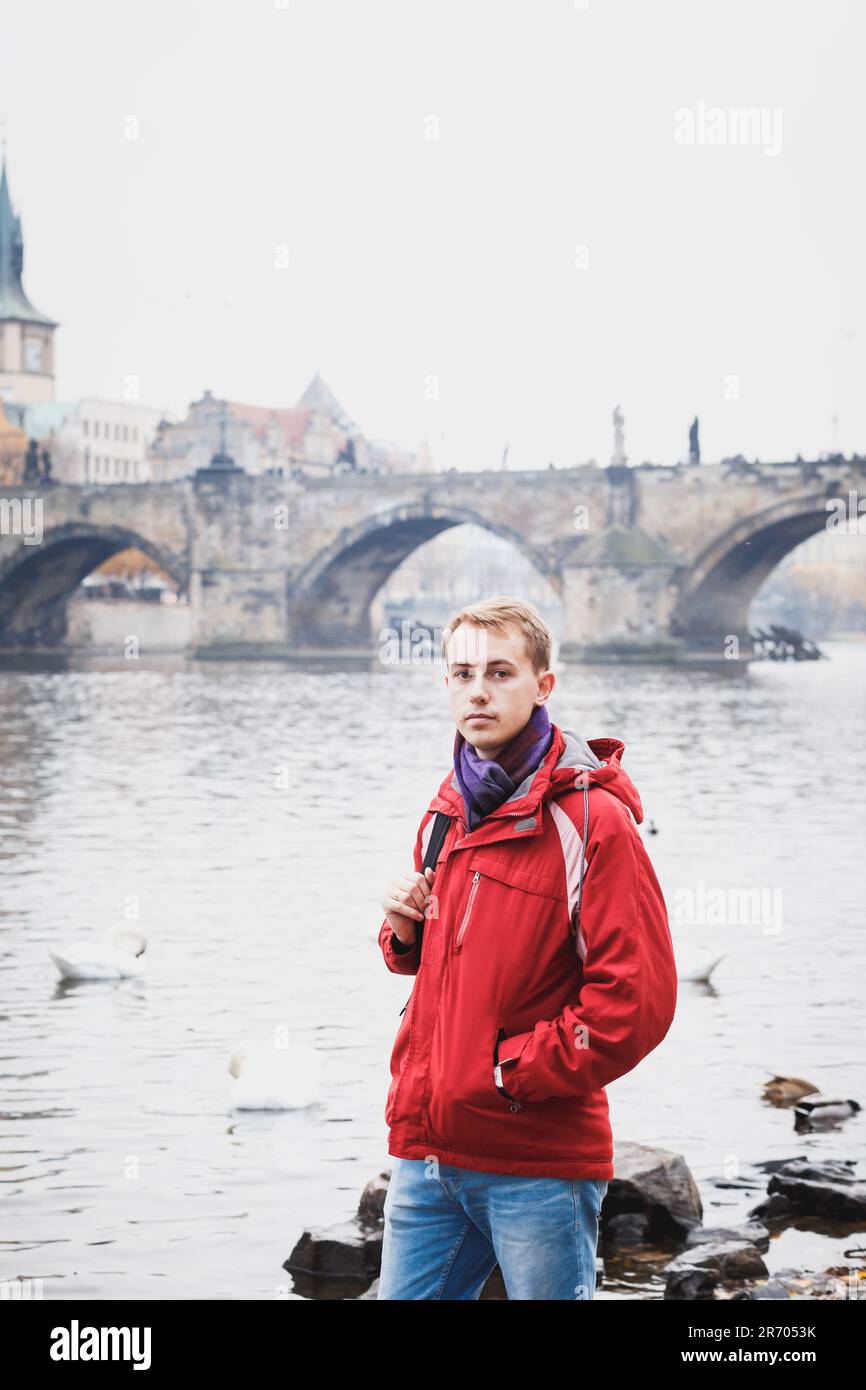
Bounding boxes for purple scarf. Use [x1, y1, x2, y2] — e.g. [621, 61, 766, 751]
[453, 703, 554, 832]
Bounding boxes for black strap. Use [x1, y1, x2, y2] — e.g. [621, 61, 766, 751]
[415, 810, 451, 959]
[396, 811, 451, 1015]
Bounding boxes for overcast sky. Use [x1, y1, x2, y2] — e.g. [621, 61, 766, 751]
[1, 0, 864, 470]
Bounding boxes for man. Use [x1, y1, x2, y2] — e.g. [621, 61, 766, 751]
[376, 596, 677, 1300]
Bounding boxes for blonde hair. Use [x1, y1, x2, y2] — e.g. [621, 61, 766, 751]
[441, 596, 553, 675]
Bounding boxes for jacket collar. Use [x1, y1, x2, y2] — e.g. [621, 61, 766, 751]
[426, 721, 640, 852]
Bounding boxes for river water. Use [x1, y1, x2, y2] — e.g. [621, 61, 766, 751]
[2, 642, 864, 1299]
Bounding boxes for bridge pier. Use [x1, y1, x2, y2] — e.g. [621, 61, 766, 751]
[188, 470, 293, 657]
[557, 527, 687, 662]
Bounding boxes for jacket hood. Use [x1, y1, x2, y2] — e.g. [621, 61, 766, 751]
[430, 721, 644, 826]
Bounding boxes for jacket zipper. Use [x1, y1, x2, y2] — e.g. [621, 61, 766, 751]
[452, 805, 540, 950]
[451, 807, 539, 951]
[453, 805, 539, 830]
[454, 870, 481, 950]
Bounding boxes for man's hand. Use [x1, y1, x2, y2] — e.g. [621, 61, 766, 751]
[382, 866, 436, 947]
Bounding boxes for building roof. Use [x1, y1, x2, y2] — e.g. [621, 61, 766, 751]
[226, 373, 357, 453]
[227, 400, 311, 451]
[0, 396, 28, 448]
[0, 159, 58, 327]
[295, 372, 356, 429]
[8, 399, 81, 438]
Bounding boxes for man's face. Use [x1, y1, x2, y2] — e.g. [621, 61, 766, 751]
[444, 622, 555, 761]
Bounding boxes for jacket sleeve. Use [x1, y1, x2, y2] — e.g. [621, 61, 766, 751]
[496, 806, 677, 1103]
[377, 809, 432, 976]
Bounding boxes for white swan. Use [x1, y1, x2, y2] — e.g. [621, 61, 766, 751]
[50, 927, 147, 981]
[674, 941, 724, 983]
[228, 1036, 324, 1111]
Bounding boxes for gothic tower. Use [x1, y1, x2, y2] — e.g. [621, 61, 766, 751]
[0, 158, 58, 404]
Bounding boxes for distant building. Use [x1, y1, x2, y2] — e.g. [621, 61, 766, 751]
[0, 158, 59, 404]
[4, 397, 162, 484]
[0, 157, 162, 482]
[148, 374, 433, 482]
[0, 155, 431, 484]
[0, 396, 28, 485]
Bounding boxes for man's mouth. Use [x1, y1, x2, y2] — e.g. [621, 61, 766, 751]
[466, 714, 495, 722]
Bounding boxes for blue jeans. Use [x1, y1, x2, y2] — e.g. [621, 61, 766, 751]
[378, 1157, 608, 1300]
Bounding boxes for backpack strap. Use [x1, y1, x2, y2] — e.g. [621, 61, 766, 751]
[396, 811, 451, 1017]
[415, 811, 452, 960]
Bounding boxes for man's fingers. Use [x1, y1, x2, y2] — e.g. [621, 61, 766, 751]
[397, 874, 432, 913]
[384, 895, 424, 921]
[382, 868, 436, 922]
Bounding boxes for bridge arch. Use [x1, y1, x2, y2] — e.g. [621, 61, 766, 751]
[671, 492, 840, 647]
[288, 500, 561, 648]
[0, 522, 188, 648]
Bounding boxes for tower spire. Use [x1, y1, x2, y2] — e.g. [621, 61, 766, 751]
[0, 153, 59, 404]
[0, 156, 58, 327]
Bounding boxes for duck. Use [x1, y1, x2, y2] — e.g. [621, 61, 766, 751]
[762, 1074, 820, 1106]
[674, 941, 724, 983]
[228, 1036, 324, 1111]
[792, 1093, 862, 1127]
[50, 927, 147, 981]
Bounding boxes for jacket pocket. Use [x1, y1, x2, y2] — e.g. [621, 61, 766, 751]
[426, 1017, 520, 1148]
[467, 849, 563, 902]
[492, 1025, 523, 1112]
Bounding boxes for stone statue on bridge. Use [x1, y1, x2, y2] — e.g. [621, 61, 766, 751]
[24, 438, 40, 484]
[22, 439, 55, 485]
[611, 405, 627, 466]
[689, 416, 700, 464]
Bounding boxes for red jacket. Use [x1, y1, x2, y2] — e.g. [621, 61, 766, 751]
[378, 723, 677, 1178]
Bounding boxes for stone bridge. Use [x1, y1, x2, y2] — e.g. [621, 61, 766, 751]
[0, 455, 863, 661]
